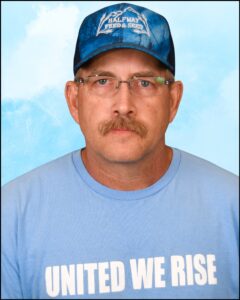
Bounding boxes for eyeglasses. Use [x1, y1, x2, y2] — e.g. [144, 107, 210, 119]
[74, 75, 174, 97]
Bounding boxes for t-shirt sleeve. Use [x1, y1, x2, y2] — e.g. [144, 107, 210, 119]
[1, 184, 23, 299]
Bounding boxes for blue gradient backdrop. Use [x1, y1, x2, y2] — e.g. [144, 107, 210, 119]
[2, 1, 239, 185]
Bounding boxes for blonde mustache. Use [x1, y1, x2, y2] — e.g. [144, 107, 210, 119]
[98, 116, 148, 138]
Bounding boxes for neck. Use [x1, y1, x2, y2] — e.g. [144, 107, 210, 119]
[81, 146, 173, 191]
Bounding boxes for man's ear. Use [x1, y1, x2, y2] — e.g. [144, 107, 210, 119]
[65, 81, 80, 124]
[169, 80, 184, 123]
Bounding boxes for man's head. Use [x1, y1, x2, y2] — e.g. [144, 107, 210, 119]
[65, 3, 183, 164]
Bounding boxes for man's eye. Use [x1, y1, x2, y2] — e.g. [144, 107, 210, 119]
[140, 80, 151, 87]
[97, 79, 108, 85]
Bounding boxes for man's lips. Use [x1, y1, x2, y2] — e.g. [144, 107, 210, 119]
[110, 128, 135, 133]
[112, 128, 132, 131]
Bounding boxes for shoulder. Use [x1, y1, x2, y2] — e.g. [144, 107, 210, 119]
[175, 148, 239, 220]
[177, 148, 238, 189]
[175, 148, 238, 211]
[175, 148, 238, 206]
[1, 150, 79, 208]
[4, 150, 78, 184]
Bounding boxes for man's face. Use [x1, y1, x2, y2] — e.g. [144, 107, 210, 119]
[66, 49, 182, 164]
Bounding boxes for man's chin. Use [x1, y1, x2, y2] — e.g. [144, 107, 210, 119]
[99, 147, 146, 164]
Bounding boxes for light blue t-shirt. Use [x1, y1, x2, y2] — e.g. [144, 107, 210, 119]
[1, 148, 239, 299]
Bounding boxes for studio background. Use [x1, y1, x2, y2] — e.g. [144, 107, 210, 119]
[2, 1, 239, 185]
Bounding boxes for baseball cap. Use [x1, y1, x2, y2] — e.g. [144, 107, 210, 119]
[73, 3, 175, 76]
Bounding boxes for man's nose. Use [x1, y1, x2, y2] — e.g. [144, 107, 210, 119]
[112, 81, 136, 117]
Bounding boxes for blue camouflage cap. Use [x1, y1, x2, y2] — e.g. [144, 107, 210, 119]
[73, 3, 175, 76]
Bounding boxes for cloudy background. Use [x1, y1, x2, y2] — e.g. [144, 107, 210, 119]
[2, 1, 239, 185]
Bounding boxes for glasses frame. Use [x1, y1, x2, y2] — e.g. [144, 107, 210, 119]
[74, 75, 175, 87]
[74, 74, 175, 97]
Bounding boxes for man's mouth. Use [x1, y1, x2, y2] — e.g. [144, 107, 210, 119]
[112, 128, 133, 131]
[110, 128, 136, 135]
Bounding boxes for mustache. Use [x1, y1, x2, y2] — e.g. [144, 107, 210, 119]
[98, 116, 148, 138]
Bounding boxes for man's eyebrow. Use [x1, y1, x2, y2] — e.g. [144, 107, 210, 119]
[88, 70, 115, 76]
[133, 71, 158, 77]
[87, 69, 161, 77]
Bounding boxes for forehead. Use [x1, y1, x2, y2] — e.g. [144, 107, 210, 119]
[81, 49, 165, 72]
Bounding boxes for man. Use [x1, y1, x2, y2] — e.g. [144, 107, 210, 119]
[2, 2, 238, 299]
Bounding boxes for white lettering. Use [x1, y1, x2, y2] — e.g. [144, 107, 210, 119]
[45, 254, 217, 296]
[171, 254, 217, 287]
[45, 266, 60, 297]
[207, 255, 217, 285]
[76, 264, 84, 295]
[154, 257, 166, 288]
[98, 262, 110, 293]
[171, 256, 186, 286]
[114, 23, 121, 29]
[110, 261, 125, 292]
[194, 254, 207, 285]
[128, 23, 143, 30]
[61, 265, 75, 296]
[84, 263, 97, 294]
[96, 7, 150, 36]
[186, 255, 194, 285]
[130, 258, 153, 289]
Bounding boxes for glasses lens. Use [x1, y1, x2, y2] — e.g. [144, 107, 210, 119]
[88, 76, 117, 96]
[132, 77, 158, 97]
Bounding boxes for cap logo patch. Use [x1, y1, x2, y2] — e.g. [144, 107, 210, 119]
[96, 6, 150, 37]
